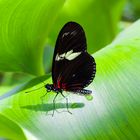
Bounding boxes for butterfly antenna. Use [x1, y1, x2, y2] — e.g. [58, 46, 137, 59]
[52, 92, 59, 117]
[25, 78, 47, 93]
[25, 86, 45, 93]
[37, 78, 47, 86]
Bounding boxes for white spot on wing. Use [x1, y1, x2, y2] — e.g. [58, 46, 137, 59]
[62, 32, 69, 38]
[65, 50, 73, 57]
[62, 30, 77, 39]
[72, 74, 76, 77]
[55, 54, 59, 61]
[55, 49, 81, 61]
[65, 51, 81, 60]
[59, 53, 65, 58]
[71, 30, 77, 36]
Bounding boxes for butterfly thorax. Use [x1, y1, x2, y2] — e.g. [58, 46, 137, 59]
[45, 84, 62, 93]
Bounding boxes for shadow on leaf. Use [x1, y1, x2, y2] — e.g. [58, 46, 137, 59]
[21, 102, 85, 112]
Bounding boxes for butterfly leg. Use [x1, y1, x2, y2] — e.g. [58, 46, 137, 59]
[60, 92, 72, 115]
[40, 92, 47, 104]
[40, 89, 51, 104]
[52, 92, 59, 117]
[39, 92, 49, 115]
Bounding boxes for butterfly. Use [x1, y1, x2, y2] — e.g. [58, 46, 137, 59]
[27, 22, 96, 116]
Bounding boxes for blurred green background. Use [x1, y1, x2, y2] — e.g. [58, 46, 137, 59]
[0, 0, 140, 140]
[0, 0, 140, 86]
[0, 0, 139, 87]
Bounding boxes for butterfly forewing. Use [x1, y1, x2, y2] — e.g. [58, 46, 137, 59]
[53, 22, 86, 54]
[52, 22, 96, 92]
[52, 22, 87, 84]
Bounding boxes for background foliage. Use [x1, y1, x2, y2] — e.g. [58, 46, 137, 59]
[0, 0, 140, 140]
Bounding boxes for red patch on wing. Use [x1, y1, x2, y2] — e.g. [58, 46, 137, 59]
[57, 76, 62, 88]
[62, 83, 67, 90]
[57, 80, 61, 88]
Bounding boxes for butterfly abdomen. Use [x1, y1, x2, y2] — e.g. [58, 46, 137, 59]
[72, 89, 92, 95]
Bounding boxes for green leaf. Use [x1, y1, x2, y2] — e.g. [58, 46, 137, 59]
[48, 0, 126, 53]
[0, 0, 65, 75]
[0, 20, 140, 139]
[0, 113, 26, 140]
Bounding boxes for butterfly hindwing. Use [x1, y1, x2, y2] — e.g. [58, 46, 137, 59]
[58, 52, 96, 90]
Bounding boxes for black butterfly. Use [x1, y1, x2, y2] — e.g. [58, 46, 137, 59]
[27, 22, 96, 115]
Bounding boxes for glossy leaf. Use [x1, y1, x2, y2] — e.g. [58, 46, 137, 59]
[0, 113, 26, 140]
[0, 20, 140, 139]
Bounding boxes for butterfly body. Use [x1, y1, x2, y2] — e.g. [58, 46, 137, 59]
[45, 84, 92, 95]
[45, 84, 62, 93]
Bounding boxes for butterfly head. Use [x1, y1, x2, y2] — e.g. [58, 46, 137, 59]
[45, 84, 62, 93]
[45, 84, 53, 92]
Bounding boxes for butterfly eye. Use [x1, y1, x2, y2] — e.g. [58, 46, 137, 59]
[45, 84, 52, 91]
